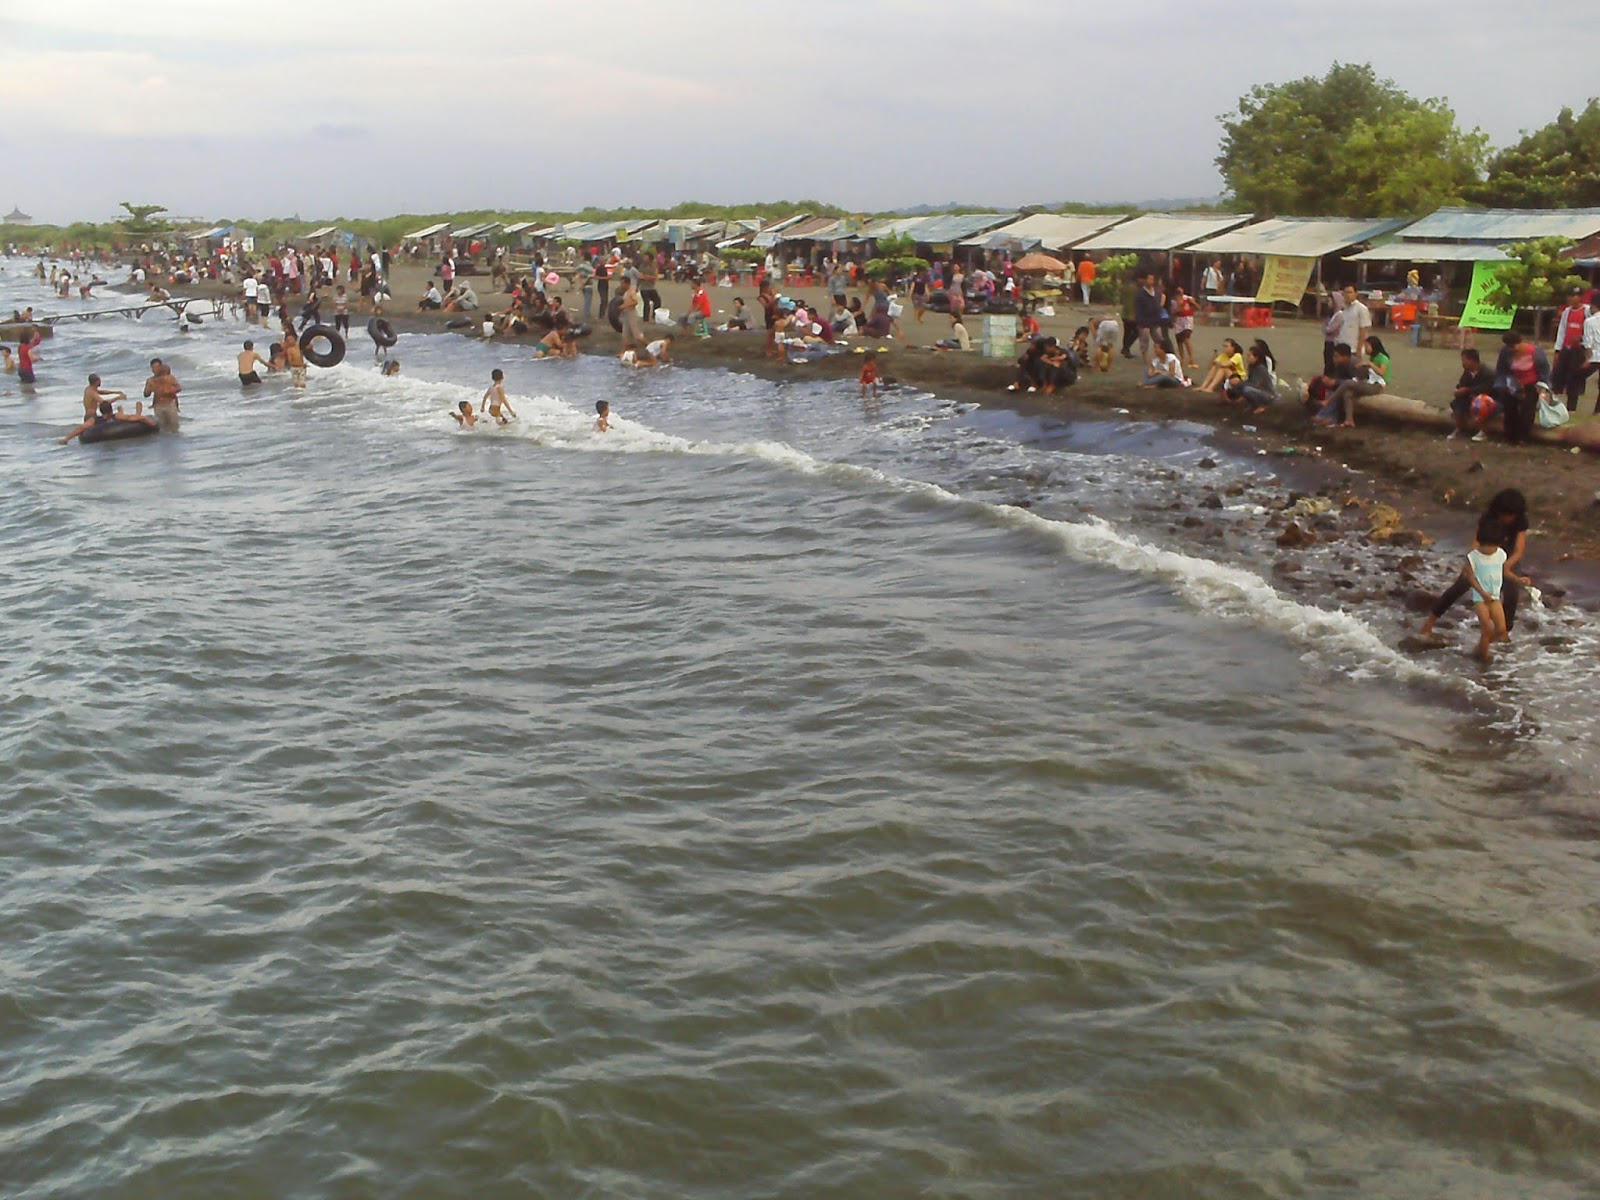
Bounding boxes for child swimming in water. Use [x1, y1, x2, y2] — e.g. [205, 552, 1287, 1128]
[482, 368, 516, 424]
[594, 399, 611, 432]
[450, 400, 477, 427]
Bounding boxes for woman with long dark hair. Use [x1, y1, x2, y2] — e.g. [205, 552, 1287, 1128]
[1420, 489, 1531, 637]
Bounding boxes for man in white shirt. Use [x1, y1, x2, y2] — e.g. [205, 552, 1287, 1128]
[1579, 302, 1600, 415]
[417, 282, 442, 311]
[1551, 286, 1591, 410]
[1335, 285, 1371, 354]
[242, 274, 259, 321]
[1202, 260, 1223, 296]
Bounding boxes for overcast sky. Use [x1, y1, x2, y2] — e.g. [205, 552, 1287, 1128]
[1, 0, 1592, 224]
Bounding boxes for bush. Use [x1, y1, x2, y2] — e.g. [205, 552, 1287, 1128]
[1090, 253, 1138, 304]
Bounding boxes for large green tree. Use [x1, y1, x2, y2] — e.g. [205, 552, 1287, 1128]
[1475, 99, 1600, 208]
[1216, 63, 1487, 216]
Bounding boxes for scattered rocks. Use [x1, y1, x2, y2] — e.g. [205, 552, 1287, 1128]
[1198, 457, 1217, 469]
[1182, 515, 1205, 527]
[1273, 558, 1303, 575]
[1225, 482, 1247, 497]
[1276, 521, 1317, 549]
[1199, 495, 1223, 510]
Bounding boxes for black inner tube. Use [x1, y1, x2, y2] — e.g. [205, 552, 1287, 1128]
[300, 324, 346, 369]
[81, 419, 157, 445]
[367, 316, 397, 347]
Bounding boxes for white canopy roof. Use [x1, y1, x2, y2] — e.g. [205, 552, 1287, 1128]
[1345, 241, 1511, 264]
[1188, 216, 1412, 258]
[404, 222, 451, 240]
[959, 213, 1128, 250]
[1076, 212, 1253, 252]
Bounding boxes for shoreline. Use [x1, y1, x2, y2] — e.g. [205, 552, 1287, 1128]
[162, 272, 1600, 619]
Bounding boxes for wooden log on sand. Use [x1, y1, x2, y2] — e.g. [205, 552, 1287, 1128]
[1353, 391, 1600, 451]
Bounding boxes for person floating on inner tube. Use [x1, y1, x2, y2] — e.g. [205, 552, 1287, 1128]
[60, 400, 158, 444]
[82, 373, 127, 418]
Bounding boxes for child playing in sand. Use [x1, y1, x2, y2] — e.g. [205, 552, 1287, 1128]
[859, 349, 880, 398]
[1092, 315, 1120, 372]
[1463, 518, 1518, 662]
[450, 400, 477, 427]
[594, 400, 611, 432]
[483, 368, 516, 424]
[645, 335, 674, 364]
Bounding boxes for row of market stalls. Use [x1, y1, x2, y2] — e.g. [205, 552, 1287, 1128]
[392, 205, 1600, 313]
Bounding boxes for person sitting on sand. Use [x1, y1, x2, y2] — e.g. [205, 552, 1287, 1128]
[933, 315, 971, 351]
[1446, 349, 1498, 441]
[1196, 338, 1245, 393]
[594, 400, 611, 432]
[444, 281, 479, 312]
[417, 282, 443, 311]
[60, 399, 158, 444]
[231, 339, 268, 385]
[1037, 339, 1076, 395]
[482, 368, 516, 424]
[1141, 344, 1188, 389]
[450, 400, 477, 427]
[1420, 489, 1530, 640]
[1016, 311, 1041, 341]
[82, 373, 128, 418]
[1008, 338, 1048, 392]
[721, 297, 751, 332]
[1314, 334, 1389, 427]
[1221, 342, 1277, 412]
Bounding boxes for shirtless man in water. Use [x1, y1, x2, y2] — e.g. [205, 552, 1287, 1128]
[237, 341, 268, 386]
[143, 358, 182, 432]
[82, 373, 127, 418]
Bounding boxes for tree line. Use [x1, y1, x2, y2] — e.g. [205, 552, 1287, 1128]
[1217, 63, 1600, 217]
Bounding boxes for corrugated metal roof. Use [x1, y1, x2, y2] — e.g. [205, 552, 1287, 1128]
[1399, 206, 1600, 243]
[781, 216, 846, 241]
[901, 212, 1015, 244]
[1076, 212, 1253, 252]
[404, 222, 451, 239]
[502, 221, 555, 236]
[1345, 240, 1510, 264]
[959, 213, 1129, 250]
[1189, 216, 1411, 258]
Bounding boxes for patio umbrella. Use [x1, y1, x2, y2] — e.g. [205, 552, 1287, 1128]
[1014, 253, 1068, 272]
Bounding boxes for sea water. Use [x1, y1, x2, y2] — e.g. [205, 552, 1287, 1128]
[2, 271, 1598, 1198]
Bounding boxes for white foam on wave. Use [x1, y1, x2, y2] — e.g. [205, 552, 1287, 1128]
[395, 364, 1464, 687]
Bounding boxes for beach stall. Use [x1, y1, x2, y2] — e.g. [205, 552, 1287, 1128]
[295, 225, 355, 250]
[1075, 212, 1254, 295]
[897, 212, 1014, 264]
[403, 222, 452, 258]
[1340, 208, 1600, 341]
[1188, 215, 1411, 323]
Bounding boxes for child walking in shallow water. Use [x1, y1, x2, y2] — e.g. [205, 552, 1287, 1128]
[483, 368, 516, 425]
[859, 350, 880, 398]
[1463, 518, 1522, 662]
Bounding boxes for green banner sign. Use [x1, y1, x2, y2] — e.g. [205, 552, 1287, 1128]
[1459, 260, 1515, 331]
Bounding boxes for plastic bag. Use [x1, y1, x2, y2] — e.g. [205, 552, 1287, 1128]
[1536, 389, 1570, 428]
[1038, 304, 1055, 317]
